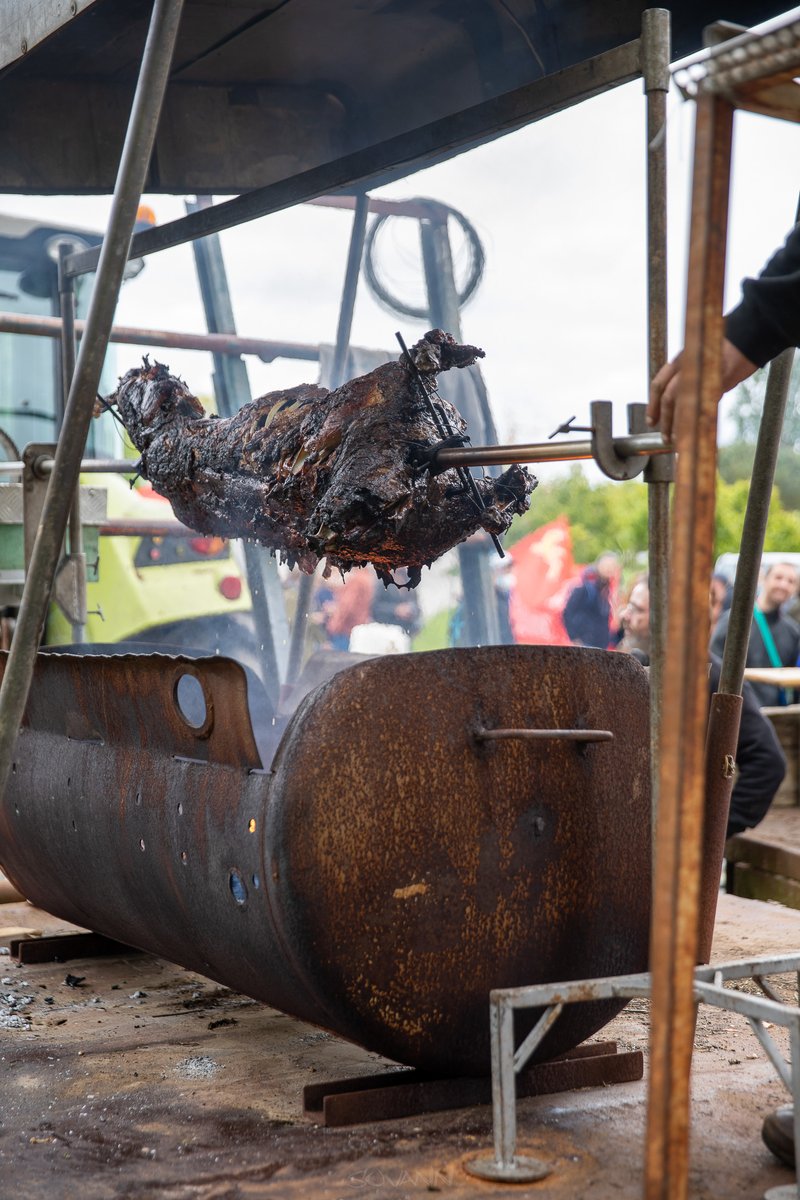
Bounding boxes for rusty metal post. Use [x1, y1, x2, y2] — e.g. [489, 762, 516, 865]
[642, 8, 674, 830]
[0, 0, 185, 798]
[644, 92, 734, 1200]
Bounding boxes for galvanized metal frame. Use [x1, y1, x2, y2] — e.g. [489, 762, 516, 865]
[465, 953, 800, 1185]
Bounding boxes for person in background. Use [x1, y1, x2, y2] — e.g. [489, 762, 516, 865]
[371, 570, 422, 642]
[617, 577, 786, 842]
[648, 222, 800, 1171]
[710, 561, 800, 708]
[318, 568, 375, 651]
[709, 572, 732, 636]
[562, 551, 620, 649]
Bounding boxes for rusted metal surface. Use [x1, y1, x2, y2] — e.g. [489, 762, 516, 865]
[0, 645, 651, 1075]
[645, 91, 734, 1200]
[304, 1044, 644, 1127]
[697, 692, 743, 962]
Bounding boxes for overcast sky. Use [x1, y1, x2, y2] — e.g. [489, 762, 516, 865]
[1, 68, 799, 491]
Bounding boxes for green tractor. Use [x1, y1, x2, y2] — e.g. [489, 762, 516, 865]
[0, 211, 257, 661]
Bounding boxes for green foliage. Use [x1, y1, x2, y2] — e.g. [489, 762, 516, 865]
[720, 357, 800, 509]
[506, 466, 800, 566]
[507, 466, 649, 567]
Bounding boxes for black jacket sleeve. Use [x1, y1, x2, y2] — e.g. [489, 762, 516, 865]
[725, 224, 800, 367]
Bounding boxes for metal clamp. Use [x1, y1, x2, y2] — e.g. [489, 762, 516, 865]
[591, 401, 650, 481]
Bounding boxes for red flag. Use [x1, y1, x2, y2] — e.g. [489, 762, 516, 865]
[508, 517, 580, 645]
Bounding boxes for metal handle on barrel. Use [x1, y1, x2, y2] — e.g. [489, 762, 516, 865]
[474, 728, 613, 743]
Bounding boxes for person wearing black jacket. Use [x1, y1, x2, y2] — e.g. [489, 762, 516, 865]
[618, 579, 786, 840]
[648, 222, 800, 438]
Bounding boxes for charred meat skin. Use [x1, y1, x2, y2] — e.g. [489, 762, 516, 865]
[105, 330, 536, 579]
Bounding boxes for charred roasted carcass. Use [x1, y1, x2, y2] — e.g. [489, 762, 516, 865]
[104, 330, 536, 581]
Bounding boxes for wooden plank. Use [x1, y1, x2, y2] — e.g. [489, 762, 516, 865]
[729, 863, 800, 910]
[726, 833, 800, 882]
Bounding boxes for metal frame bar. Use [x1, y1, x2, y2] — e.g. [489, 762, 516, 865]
[646, 87, 734, 1200]
[642, 7, 674, 829]
[465, 953, 800, 1185]
[0, 0, 186, 808]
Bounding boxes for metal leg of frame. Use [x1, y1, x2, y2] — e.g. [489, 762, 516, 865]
[642, 6, 673, 835]
[464, 998, 552, 1183]
[0, 0, 186, 808]
[764, 1014, 800, 1199]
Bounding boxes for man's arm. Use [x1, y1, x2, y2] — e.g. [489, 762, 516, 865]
[648, 224, 800, 441]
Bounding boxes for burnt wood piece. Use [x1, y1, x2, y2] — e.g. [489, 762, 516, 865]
[104, 329, 536, 581]
[303, 1043, 644, 1126]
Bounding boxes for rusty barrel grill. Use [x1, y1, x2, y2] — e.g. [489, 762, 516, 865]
[0, 645, 651, 1074]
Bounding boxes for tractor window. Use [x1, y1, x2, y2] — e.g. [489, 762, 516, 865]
[0, 263, 121, 461]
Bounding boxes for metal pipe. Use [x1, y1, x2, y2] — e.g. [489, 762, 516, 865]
[0, 0, 185, 804]
[185, 193, 290, 698]
[59, 244, 86, 645]
[642, 7, 673, 831]
[284, 571, 315, 689]
[282, 195, 371, 688]
[718, 347, 795, 696]
[0, 459, 139, 477]
[644, 92, 734, 1200]
[0, 309, 320, 364]
[436, 431, 671, 468]
[330, 193, 370, 388]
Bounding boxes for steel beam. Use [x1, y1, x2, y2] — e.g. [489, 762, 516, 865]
[0, 0, 186, 813]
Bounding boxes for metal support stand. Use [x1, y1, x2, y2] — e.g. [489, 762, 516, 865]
[465, 954, 800, 1188]
[420, 211, 499, 647]
[642, 7, 673, 834]
[0, 0, 186, 815]
[58, 243, 86, 644]
[186, 195, 290, 701]
[281, 194, 371, 690]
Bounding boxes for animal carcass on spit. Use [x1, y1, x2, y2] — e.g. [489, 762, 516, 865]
[103, 329, 536, 582]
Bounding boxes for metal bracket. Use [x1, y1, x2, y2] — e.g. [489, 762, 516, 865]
[53, 552, 88, 626]
[591, 401, 649, 481]
[464, 952, 800, 1187]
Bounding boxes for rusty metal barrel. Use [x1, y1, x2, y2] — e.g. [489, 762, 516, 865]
[0, 645, 651, 1074]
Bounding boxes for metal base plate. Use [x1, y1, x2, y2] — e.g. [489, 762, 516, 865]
[464, 1154, 551, 1183]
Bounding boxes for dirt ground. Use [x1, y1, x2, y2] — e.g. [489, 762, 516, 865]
[1, 890, 799, 1200]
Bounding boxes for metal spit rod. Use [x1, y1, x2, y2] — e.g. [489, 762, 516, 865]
[0, 429, 672, 481]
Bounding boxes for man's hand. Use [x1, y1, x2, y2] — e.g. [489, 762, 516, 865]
[646, 339, 758, 442]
